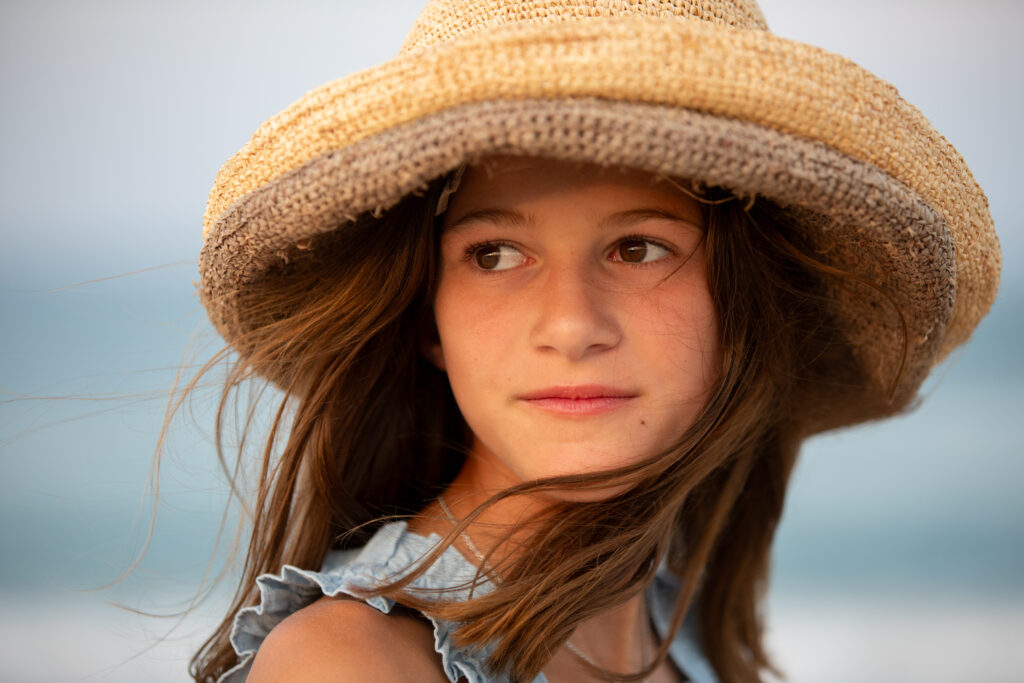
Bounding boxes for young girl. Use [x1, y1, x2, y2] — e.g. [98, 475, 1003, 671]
[191, 1, 1000, 681]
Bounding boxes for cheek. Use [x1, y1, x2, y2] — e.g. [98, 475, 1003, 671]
[433, 279, 514, 386]
[638, 283, 721, 387]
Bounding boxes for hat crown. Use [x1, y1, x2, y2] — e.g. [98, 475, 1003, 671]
[399, 0, 769, 54]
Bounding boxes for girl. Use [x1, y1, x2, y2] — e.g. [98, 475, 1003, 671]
[191, 1, 999, 681]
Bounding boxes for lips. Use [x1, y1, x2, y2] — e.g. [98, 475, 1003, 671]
[517, 385, 638, 416]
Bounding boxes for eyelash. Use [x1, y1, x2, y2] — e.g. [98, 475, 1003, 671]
[462, 239, 514, 260]
[461, 235, 677, 268]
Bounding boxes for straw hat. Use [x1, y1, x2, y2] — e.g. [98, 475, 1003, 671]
[200, 0, 1000, 431]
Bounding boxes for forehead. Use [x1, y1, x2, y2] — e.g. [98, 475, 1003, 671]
[445, 155, 704, 225]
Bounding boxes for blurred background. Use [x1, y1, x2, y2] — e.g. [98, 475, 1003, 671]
[1, 1, 1020, 681]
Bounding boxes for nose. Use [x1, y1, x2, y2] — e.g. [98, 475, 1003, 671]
[528, 263, 622, 361]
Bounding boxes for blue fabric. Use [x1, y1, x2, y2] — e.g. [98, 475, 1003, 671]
[217, 521, 718, 682]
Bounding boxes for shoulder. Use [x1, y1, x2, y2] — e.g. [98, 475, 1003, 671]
[246, 596, 448, 683]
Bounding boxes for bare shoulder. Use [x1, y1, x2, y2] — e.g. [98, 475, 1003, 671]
[246, 596, 448, 683]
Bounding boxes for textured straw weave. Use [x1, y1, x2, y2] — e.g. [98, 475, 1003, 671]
[398, 0, 769, 53]
[200, 0, 1000, 431]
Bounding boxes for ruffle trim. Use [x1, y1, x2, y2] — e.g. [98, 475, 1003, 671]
[215, 522, 501, 683]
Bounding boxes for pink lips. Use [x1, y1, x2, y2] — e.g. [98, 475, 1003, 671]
[517, 385, 638, 416]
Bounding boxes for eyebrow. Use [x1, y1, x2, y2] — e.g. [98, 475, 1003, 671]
[443, 208, 532, 232]
[443, 207, 702, 232]
[598, 208, 703, 231]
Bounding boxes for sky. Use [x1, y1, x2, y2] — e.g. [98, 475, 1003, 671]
[1, 1, 1022, 681]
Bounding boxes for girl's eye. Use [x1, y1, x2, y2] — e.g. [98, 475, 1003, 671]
[469, 243, 526, 271]
[612, 238, 671, 264]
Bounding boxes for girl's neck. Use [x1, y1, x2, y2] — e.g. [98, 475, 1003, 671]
[408, 444, 679, 681]
[409, 455, 549, 567]
[411, 437, 628, 559]
[410, 467, 675, 681]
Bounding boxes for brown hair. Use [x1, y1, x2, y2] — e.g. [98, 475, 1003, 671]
[186, 171, 869, 683]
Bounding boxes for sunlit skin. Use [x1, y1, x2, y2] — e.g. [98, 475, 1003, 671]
[409, 156, 719, 680]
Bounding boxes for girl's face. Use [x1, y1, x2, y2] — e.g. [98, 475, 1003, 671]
[431, 156, 720, 491]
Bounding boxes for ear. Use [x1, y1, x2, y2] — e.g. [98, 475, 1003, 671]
[418, 318, 447, 372]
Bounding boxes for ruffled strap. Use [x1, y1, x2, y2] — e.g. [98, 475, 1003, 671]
[216, 522, 514, 683]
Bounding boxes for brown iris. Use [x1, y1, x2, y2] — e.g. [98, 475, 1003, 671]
[617, 239, 648, 263]
[475, 246, 502, 269]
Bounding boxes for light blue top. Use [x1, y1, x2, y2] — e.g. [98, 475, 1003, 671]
[217, 521, 718, 682]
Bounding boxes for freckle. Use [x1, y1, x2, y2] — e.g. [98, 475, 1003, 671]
[640, 420, 646, 426]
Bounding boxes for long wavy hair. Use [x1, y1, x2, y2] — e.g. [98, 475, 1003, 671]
[186, 167, 876, 683]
